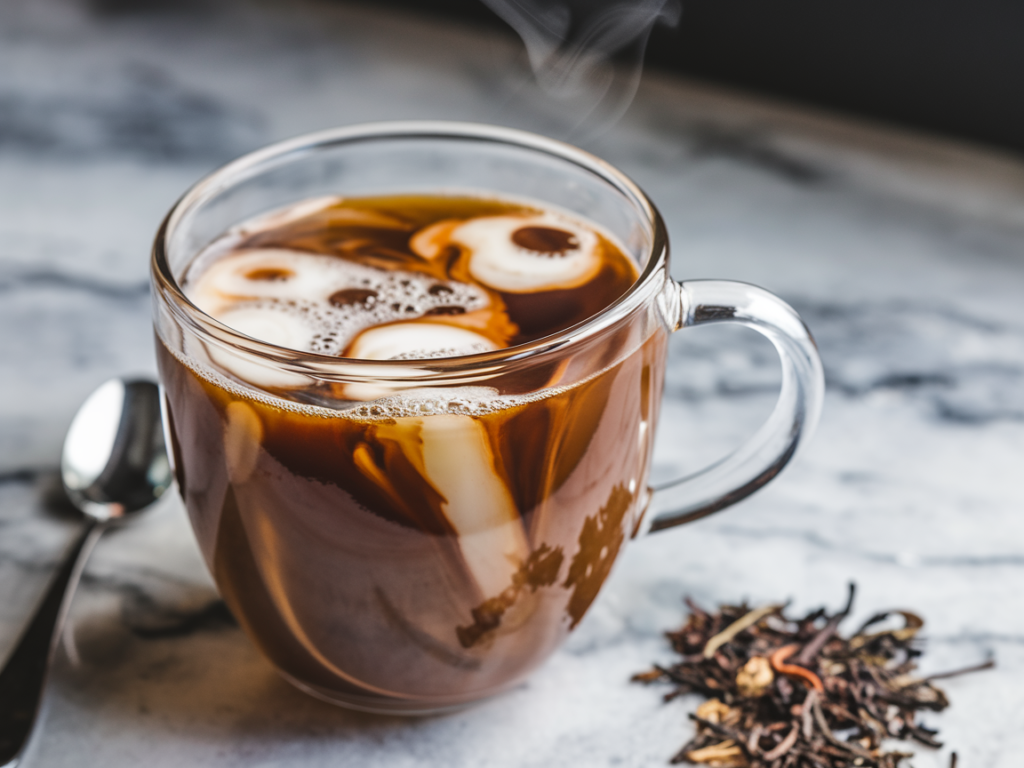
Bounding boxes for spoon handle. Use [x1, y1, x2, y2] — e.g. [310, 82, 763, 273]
[0, 519, 102, 767]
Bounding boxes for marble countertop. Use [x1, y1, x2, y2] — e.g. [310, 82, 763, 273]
[3, 0, 1024, 765]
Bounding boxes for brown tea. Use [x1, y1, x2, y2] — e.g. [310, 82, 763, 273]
[157, 194, 667, 709]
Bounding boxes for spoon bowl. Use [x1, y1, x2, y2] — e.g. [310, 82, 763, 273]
[0, 378, 171, 767]
[61, 378, 171, 521]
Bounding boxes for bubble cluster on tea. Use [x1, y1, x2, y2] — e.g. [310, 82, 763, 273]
[158, 194, 666, 709]
[182, 195, 638, 380]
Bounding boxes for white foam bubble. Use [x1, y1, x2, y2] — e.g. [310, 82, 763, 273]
[204, 304, 319, 389]
[184, 248, 491, 362]
[340, 323, 500, 400]
[347, 322, 498, 361]
[451, 213, 602, 293]
[188, 249, 338, 312]
[217, 304, 315, 349]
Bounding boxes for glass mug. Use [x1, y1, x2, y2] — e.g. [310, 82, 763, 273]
[151, 122, 823, 714]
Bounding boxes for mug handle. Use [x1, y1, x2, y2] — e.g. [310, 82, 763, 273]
[643, 279, 825, 534]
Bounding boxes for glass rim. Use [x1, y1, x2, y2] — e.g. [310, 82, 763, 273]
[151, 120, 671, 382]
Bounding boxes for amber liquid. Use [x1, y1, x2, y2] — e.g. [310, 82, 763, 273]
[158, 195, 666, 709]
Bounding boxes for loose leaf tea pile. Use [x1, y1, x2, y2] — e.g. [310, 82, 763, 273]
[633, 585, 991, 767]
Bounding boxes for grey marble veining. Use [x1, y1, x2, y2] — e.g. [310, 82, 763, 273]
[3, 0, 1024, 765]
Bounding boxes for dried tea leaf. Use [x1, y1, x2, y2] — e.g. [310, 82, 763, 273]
[703, 604, 784, 658]
[849, 611, 923, 649]
[633, 584, 991, 767]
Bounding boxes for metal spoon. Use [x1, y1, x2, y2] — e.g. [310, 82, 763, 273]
[0, 378, 171, 767]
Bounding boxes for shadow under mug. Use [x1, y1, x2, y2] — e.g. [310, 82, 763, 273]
[151, 121, 824, 714]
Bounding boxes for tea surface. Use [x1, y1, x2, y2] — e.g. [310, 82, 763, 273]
[183, 194, 639, 375]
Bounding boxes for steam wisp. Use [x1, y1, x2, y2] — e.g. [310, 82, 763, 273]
[480, 0, 681, 132]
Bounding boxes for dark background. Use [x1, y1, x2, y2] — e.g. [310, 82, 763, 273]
[371, 0, 1024, 156]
